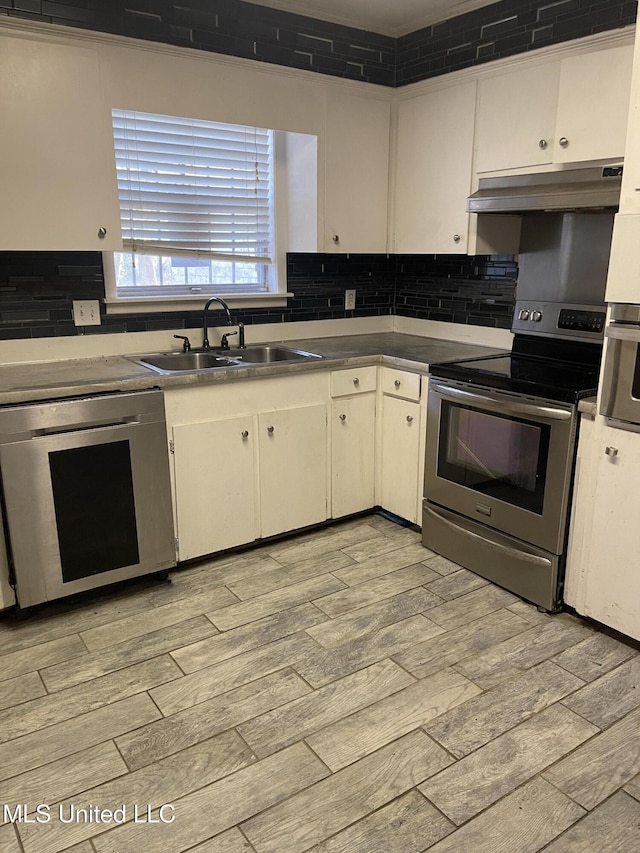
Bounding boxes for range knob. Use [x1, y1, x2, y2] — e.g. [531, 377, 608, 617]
[518, 309, 530, 321]
[531, 310, 543, 322]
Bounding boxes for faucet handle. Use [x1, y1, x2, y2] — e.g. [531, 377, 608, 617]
[220, 330, 238, 350]
[173, 334, 191, 352]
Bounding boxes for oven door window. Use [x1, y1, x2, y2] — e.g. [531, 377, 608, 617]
[437, 402, 551, 514]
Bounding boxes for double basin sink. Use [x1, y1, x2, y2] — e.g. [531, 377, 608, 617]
[130, 345, 323, 375]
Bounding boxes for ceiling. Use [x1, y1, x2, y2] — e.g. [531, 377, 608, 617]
[244, 0, 501, 37]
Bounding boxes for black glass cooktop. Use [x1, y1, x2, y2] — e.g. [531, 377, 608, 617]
[429, 338, 601, 404]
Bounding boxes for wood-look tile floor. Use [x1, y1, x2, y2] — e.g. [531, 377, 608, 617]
[1, 513, 639, 853]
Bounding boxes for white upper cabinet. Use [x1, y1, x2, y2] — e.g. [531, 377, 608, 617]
[323, 90, 390, 253]
[475, 62, 560, 173]
[475, 44, 633, 174]
[619, 24, 640, 214]
[554, 45, 633, 164]
[393, 81, 477, 254]
[0, 35, 122, 251]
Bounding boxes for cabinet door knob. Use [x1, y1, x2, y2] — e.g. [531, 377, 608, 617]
[406, 415, 414, 423]
[394, 379, 401, 388]
[97, 226, 107, 239]
[353, 377, 360, 385]
[453, 234, 461, 243]
[332, 234, 340, 244]
[267, 425, 274, 434]
[605, 446, 618, 457]
[538, 139, 548, 150]
[559, 137, 569, 148]
[339, 413, 347, 421]
[241, 430, 249, 439]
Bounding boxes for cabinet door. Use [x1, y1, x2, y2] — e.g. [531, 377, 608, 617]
[581, 424, 640, 641]
[619, 27, 640, 214]
[172, 417, 257, 561]
[324, 91, 390, 253]
[379, 396, 422, 524]
[394, 81, 476, 254]
[331, 395, 376, 518]
[0, 36, 122, 251]
[604, 213, 640, 303]
[475, 63, 560, 173]
[258, 404, 328, 538]
[554, 45, 634, 164]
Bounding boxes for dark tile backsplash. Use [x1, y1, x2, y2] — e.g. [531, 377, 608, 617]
[0, 0, 634, 87]
[0, 252, 517, 341]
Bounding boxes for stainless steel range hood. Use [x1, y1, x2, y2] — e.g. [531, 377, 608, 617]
[467, 165, 622, 213]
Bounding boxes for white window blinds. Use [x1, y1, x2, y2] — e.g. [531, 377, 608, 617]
[111, 110, 273, 263]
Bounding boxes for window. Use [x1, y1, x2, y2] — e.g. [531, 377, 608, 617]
[104, 109, 284, 309]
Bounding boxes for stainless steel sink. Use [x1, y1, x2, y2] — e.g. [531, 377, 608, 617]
[130, 351, 238, 374]
[231, 345, 322, 364]
[129, 345, 322, 374]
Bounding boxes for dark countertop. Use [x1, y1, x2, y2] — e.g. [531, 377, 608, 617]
[0, 332, 508, 405]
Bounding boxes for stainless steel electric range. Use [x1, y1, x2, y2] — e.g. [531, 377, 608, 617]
[422, 211, 613, 611]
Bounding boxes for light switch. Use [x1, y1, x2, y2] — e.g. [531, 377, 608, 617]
[72, 300, 101, 326]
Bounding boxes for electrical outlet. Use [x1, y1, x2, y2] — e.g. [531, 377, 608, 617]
[72, 300, 101, 326]
[345, 289, 356, 311]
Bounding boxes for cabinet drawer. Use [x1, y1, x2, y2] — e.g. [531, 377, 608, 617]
[381, 368, 421, 401]
[331, 366, 377, 397]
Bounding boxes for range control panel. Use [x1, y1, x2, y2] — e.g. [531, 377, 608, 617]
[557, 309, 605, 334]
[512, 300, 606, 342]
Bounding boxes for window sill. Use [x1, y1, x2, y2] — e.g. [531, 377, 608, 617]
[104, 293, 293, 315]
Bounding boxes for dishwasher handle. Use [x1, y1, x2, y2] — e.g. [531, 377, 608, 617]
[35, 416, 141, 438]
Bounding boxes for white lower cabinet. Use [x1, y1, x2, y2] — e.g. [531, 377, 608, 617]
[166, 365, 429, 562]
[258, 404, 328, 538]
[576, 422, 640, 641]
[331, 395, 376, 518]
[165, 375, 329, 561]
[378, 369, 425, 525]
[172, 416, 257, 561]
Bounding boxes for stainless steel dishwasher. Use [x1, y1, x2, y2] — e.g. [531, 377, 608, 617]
[0, 389, 176, 609]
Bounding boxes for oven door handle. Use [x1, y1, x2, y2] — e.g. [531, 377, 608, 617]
[429, 382, 573, 422]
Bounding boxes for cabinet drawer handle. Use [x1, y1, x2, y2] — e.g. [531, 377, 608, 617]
[406, 415, 414, 423]
[538, 139, 548, 150]
[605, 446, 618, 457]
[353, 377, 360, 385]
[267, 425, 275, 434]
[339, 413, 347, 421]
[559, 136, 569, 148]
[241, 430, 249, 439]
[394, 379, 401, 388]
[97, 226, 107, 239]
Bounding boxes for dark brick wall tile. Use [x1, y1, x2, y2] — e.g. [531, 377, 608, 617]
[0, 251, 516, 340]
[6, 0, 634, 87]
[395, 0, 636, 85]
